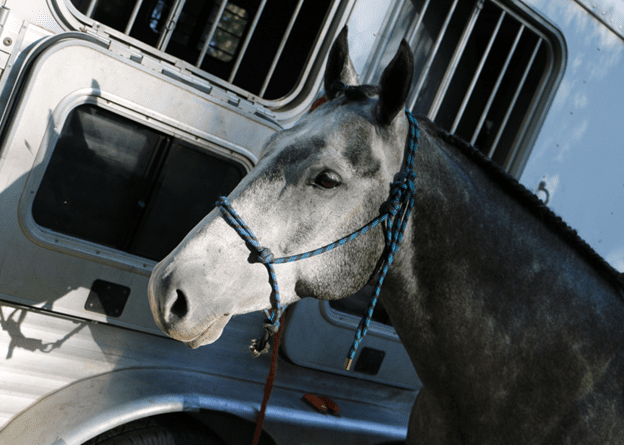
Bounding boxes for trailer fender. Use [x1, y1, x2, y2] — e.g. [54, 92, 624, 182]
[0, 366, 265, 445]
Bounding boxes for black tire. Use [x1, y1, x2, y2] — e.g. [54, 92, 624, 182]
[83, 414, 226, 445]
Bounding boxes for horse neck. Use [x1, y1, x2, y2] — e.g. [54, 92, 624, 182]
[380, 124, 624, 388]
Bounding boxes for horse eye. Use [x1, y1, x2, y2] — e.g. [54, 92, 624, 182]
[314, 171, 341, 189]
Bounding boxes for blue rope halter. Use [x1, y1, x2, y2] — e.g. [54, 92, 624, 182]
[217, 109, 419, 369]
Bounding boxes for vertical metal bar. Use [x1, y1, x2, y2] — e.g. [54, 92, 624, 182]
[429, 0, 485, 120]
[157, 0, 188, 52]
[274, 0, 345, 104]
[407, 0, 460, 110]
[470, 23, 524, 145]
[503, 48, 553, 173]
[449, 9, 506, 133]
[125, 0, 145, 35]
[362, 0, 406, 85]
[258, 0, 305, 97]
[487, 37, 542, 157]
[405, 0, 431, 46]
[196, 0, 229, 67]
[228, 0, 268, 82]
[85, 0, 99, 18]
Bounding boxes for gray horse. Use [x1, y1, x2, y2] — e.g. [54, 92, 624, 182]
[149, 28, 624, 444]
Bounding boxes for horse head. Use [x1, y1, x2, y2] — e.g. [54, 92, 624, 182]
[148, 28, 414, 348]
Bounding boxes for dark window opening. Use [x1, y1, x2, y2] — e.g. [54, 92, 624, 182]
[69, 0, 337, 100]
[32, 105, 245, 261]
[411, 0, 552, 167]
[369, 0, 561, 175]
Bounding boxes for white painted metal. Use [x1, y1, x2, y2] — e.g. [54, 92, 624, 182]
[0, 302, 410, 444]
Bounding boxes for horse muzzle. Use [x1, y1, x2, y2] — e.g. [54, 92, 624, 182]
[147, 260, 233, 346]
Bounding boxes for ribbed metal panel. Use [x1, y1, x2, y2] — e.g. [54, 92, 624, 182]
[0, 301, 417, 435]
[0, 304, 111, 427]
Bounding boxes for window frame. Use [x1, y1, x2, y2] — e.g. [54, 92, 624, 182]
[20, 92, 254, 274]
[323, 299, 399, 340]
[360, 0, 567, 178]
[53, 0, 358, 113]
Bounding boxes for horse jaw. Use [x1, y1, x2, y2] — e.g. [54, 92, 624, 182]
[148, 197, 300, 348]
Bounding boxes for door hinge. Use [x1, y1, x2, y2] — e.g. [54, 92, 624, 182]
[80, 23, 110, 45]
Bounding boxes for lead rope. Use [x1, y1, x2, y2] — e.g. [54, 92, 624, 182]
[344, 109, 418, 369]
[252, 312, 284, 445]
[216, 109, 418, 442]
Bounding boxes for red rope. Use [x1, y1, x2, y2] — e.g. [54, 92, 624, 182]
[310, 96, 328, 113]
[252, 313, 285, 445]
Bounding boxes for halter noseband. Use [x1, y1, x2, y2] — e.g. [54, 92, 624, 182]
[217, 109, 419, 370]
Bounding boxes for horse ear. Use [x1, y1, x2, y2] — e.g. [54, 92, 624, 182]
[324, 26, 359, 100]
[376, 40, 414, 127]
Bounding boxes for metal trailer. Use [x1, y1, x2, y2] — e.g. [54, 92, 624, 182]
[0, 0, 621, 444]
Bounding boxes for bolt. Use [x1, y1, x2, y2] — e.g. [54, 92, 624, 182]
[3, 37, 11, 46]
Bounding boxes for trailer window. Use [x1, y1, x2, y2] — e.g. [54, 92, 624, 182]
[32, 104, 245, 261]
[364, 0, 565, 177]
[68, 0, 343, 101]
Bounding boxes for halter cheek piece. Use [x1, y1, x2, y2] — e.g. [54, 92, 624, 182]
[217, 109, 419, 370]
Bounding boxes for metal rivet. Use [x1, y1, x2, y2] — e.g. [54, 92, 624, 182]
[3, 37, 12, 46]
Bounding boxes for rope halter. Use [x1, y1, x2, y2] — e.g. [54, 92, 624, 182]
[216, 109, 419, 369]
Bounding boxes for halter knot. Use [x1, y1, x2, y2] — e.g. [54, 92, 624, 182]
[256, 247, 274, 264]
[393, 171, 416, 191]
[380, 199, 401, 216]
[262, 320, 280, 334]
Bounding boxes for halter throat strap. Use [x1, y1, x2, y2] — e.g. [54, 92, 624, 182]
[216, 109, 419, 368]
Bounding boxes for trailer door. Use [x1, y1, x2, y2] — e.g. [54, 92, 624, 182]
[0, 31, 280, 334]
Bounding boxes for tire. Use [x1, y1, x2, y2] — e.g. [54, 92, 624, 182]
[83, 414, 226, 445]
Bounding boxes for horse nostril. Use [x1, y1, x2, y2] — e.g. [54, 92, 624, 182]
[170, 289, 189, 319]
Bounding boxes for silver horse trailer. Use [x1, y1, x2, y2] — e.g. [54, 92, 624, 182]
[0, 0, 622, 443]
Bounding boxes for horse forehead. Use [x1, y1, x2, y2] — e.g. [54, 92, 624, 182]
[269, 111, 381, 167]
[304, 108, 375, 140]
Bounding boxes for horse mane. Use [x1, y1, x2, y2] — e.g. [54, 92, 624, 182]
[416, 115, 624, 294]
[330, 82, 378, 102]
[327, 89, 623, 292]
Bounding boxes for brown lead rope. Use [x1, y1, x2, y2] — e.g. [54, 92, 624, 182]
[252, 313, 285, 445]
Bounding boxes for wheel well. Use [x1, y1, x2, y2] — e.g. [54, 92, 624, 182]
[191, 409, 278, 445]
[82, 410, 277, 445]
